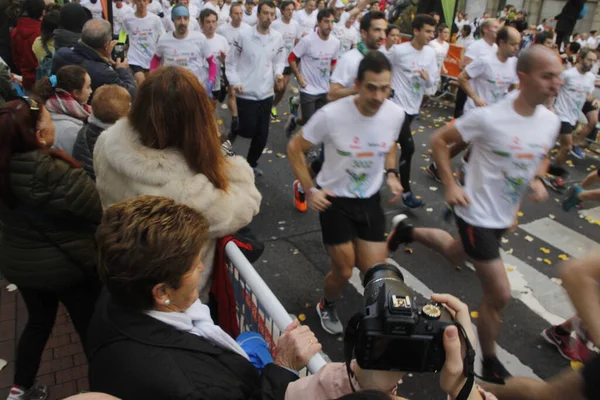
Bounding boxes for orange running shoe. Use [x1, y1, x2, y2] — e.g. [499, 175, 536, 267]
[293, 180, 307, 212]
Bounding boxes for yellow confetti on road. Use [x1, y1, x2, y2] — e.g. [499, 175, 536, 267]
[585, 216, 594, 222]
[558, 254, 569, 260]
[416, 195, 422, 199]
[517, 211, 524, 217]
[549, 214, 555, 220]
[455, 265, 462, 271]
[404, 248, 413, 254]
[298, 314, 306, 322]
[543, 258, 552, 265]
[470, 311, 479, 319]
[217, 119, 223, 125]
[571, 361, 584, 370]
[525, 235, 534, 242]
[507, 267, 515, 272]
[540, 248, 551, 254]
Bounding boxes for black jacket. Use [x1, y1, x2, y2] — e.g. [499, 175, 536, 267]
[53, 28, 81, 51]
[72, 120, 106, 180]
[555, 0, 585, 32]
[88, 292, 299, 400]
[52, 42, 137, 98]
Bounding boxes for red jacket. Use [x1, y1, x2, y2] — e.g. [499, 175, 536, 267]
[11, 17, 41, 90]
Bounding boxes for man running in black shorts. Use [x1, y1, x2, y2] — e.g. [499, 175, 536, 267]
[288, 52, 404, 335]
[388, 45, 562, 383]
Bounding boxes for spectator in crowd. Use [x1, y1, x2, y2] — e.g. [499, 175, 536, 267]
[53, 2, 91, 50]
[456, 24, 474, 48]
[0, 0, 16, 70]
[286, 293, 491, 400]
[32, 10, 59, 63]
[73, 84, 131, 180]
[93, 66, 261, 303]
[0, 96, 102, 400]
[11, 0, 45, 90]
[53, 19, 137, 98]
[35, 65, 93, 155]
[535, 30, 554, 48]
[0, 57, 16, 105]
[554, 0, 586, 51]
[88, 195, 321, 399]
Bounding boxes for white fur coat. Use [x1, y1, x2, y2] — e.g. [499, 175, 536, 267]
[93, 119, 262, 302]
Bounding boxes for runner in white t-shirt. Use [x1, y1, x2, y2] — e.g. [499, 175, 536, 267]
[217, 3, 250, 133]
[288, 52, 404, 335]
[81, 0, 104, 20]
[218, 0, 232, 25]
[388, 44, 563, 384]
[122, 0, 166, 85]
[286, 10, 339, 135]
[271, 1, 302, 118]
[293, 0, 317, 37]
[200, 8, 230, 101]
[164, 1, 202, 32]
[113, 0, 134, 36]
[378, 24, 400, 59]
[146, 0, 164, 16]
[152, 4, 210, 84]
[201, 0, 218, 12]
[425, 24, 450, 96]
[388, 14, 438, 208]
[242, 1, 258, 26]
[554, 48, 598, 171]
[332, 14, 358, 56]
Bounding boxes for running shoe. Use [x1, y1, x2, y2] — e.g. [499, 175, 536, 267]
[316, 299, 344, 335]
[284, 115, 298, 138]
[402, 192, 423, 208]
[426, 163, 441, 183]
[542, 176, 566, 193]
[289, 95, 299, 117]
[271, 107, 278, 120]
[7, 383, 48, 400]
[293, 180, 307, 212]
[480, 357, 512, 384]
[563, 185, 584, 211]
[253, 167, 263, 177]
[387, 214, 412, 252]
[570, 145, 585, 160]
[541, 326, 581, 361]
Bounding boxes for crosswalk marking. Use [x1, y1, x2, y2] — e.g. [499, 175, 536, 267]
[579, 206, 600, 221]
[520, 218, 600, 256]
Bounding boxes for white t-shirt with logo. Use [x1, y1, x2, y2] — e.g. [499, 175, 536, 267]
[271, 19, 302, 66]
[463, 55, 518, 112]
[333, 23, 359, 56]
[303, 96, 405, 198]
[155, 31, 208, 83]
[292, 31, 340, 95]
[81, 0, 104, 20]
[294, 9, 317, 36]
[554, 67, 596, 125]
[217, 21, 251, 45]
[113, 3, 134, 35]
[330, 47, 363, 88]
[122, 12, 166, 68]
[243, 10, 257, 26]
[454, 97, 560, 229]
[203, 34, 230, 90]
[389, 42, 438, 115]
[428, 39, 449, 70]
[378, 45, 391, 59]
[464, 39, 497, 62]
[219, 3, 231, 25]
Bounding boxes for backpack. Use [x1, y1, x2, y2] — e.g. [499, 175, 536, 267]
[35, 42, 53, 81]
[579, 3, 588, 19]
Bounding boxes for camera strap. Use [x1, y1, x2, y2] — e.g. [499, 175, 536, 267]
[454, 321, 476, 400]
[343, 312, 364, 393]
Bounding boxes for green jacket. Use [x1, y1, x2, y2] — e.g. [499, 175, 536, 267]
[0, 151, 102, 290]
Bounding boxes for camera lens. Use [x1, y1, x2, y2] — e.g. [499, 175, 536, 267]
[363, 263, 410, 307]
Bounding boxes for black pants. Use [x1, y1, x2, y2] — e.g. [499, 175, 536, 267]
[234, 96, 273, 168]
[14, 280, 101, 389]
[454, 87, 467, 119]
[397, 113, 416, 192]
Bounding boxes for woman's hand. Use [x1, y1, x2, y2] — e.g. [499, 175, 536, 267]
[431, 294, 478, 400]
[274, 319, 322, 372]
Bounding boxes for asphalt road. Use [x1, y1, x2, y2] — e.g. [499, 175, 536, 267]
[223, 90, 600, 399]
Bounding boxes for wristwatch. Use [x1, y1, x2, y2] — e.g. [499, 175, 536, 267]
[385, 168, 399, 177]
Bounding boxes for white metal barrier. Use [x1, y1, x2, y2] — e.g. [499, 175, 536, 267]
[225, 241, 328, 374]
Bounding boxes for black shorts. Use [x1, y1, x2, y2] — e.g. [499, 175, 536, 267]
[129, 64, 148, 74]
[456, 215, 506, 262]
[283, 66, 292, 75]
[583, 353, 600, 399]
[300, 92, 328, 122]
[582, 100, 596, 115]
[319, 193, 386, 245]
[560, 121, 575, 135]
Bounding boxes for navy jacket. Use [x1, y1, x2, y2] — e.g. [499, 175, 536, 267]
[52, 42, 137, 98]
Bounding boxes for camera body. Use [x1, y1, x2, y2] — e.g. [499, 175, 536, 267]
[112, 43, 126, 62]
[353, 264, 454, 373]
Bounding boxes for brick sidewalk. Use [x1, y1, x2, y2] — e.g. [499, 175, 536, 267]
[0, 279, 88, 400]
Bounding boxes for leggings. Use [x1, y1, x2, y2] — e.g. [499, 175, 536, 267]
[397, 113, 416, 192]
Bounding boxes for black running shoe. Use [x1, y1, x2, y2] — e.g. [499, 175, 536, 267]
[387, 214, 413, 252]
[481, 357, 512, 384]
[427, 163, 442, 183]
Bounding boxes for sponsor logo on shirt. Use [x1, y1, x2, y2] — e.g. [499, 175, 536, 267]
[356, 152, 374, 158]
[336, 149, 352, 156]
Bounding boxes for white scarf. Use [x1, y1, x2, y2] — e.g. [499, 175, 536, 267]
[146, 299, 249, 360]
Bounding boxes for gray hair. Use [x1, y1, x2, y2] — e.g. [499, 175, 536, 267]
[480, 18, 497, 34]
[81, 19, 112, 50]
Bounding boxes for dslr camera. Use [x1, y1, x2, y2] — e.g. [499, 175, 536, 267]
[346, 263, 455, 373]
